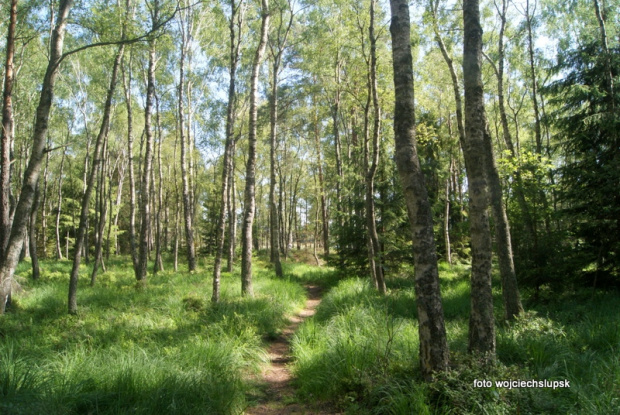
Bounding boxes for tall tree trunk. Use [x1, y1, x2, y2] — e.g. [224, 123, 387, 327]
[153, 92, 164, 274]
[389, 0, 449, 378]
[313, 112, 329, 257]
[0, 0, 18, 260]
[523, 0, 542, 155]
[41, 145, 50, 258]
[178, 9, 196, 272]
[30, 183, 40, 280]
[462, 0, 495, 358]
[332, 52, 344, 248]
[90, 141, 109, 285]
[121, 48, 138, 275]
[365, 0, 385, 294]
[137, 40, 156, 283]
[432, 0, 522, 319]
[482, 0, 526, 319]
[267, 7, 291, 278]
[227, 139, 237, 273]
[269, 66, 283, 277]
[68, 44, 124, 313]
[55, 147, 66, 259]
[213, 0, 244, 302]
[241, 0, 269, 297]
[110, 155, 126, 257]
[0, 0, 73, 315]
[444, 160, 452, 265]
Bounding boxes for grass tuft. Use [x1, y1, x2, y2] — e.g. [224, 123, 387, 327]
[1, 255, 307, 414]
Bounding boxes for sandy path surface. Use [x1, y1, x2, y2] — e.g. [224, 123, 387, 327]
[245, 285, 338, 415]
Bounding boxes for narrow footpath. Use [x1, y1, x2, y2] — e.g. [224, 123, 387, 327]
[246, 285, 337, 415]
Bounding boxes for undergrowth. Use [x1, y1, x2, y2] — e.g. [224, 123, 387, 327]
[0, 256, 307, 415]
[291, 262, 620, 414]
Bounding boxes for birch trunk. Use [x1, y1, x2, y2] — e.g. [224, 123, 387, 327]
[241, 0, 269, 297]
[137, 41, 156, 282]
[389, 0, 449, 377]
[0, 0, 73, 314]
[462, 0, 495, 358]
[178, 9, 196, 272]
[213, 0, 244, 301]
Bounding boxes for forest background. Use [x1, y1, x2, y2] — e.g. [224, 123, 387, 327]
[0, 0, 618, 413]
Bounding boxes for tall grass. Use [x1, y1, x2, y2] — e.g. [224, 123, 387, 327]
[1, 256, 307, 414]
[291, 263, 620, 414]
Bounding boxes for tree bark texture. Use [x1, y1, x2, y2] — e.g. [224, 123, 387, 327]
[30, 183, 40, 280]
[55, 146, 66, 260]
[213, 0, 244, 302]
[462, 0, 495, 358]
[121, 49, 139, 276]
[90, 142, 109, 285]
[227, 139, 237, 273]
[241, 0, 269, 297]
[313, 115, 329, 257]
[136, 40, 156, 283]
[0, 0, 18, 260]
[389, 0, 450, 378]
[268, 3, 291, 278]
[153, 93, 164, 274]
[366, 0, 385, 294]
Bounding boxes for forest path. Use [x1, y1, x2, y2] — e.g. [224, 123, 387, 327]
[245, 285, 337, 415]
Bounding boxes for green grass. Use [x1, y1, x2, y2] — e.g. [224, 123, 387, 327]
[1, 256, 307, 415]
[291, 262, 620, 414]
[4, 257, 619, 414]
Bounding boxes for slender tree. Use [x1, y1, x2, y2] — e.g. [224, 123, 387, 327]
[268, 0, 293, 278]
[0, 0, 18, 260]
[462, 0, 495, 358]
[388, 0, 449, 378]
[0, 0, 73, 314]
[137, 39, 156, 283]
[121, 45, 139, 275]
[178, 3, 197, 272]
[365, 0, 385, 293]
[68, 44, 124, 313]
[213, 0, 245, 302]
[241, 0, 270, 297]
[29, 183, 40, 280]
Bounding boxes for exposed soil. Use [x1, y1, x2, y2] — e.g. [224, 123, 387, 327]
[245, 285, 338, 415]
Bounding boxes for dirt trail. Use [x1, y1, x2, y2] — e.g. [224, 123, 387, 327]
[245, 285, 337, 415]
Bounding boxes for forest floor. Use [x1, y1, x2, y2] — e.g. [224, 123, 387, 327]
[246, 285, 339, 415]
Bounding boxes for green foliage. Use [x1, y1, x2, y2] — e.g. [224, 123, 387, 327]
[544, 41, 620, 287]
[1, 257, 306, 414]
